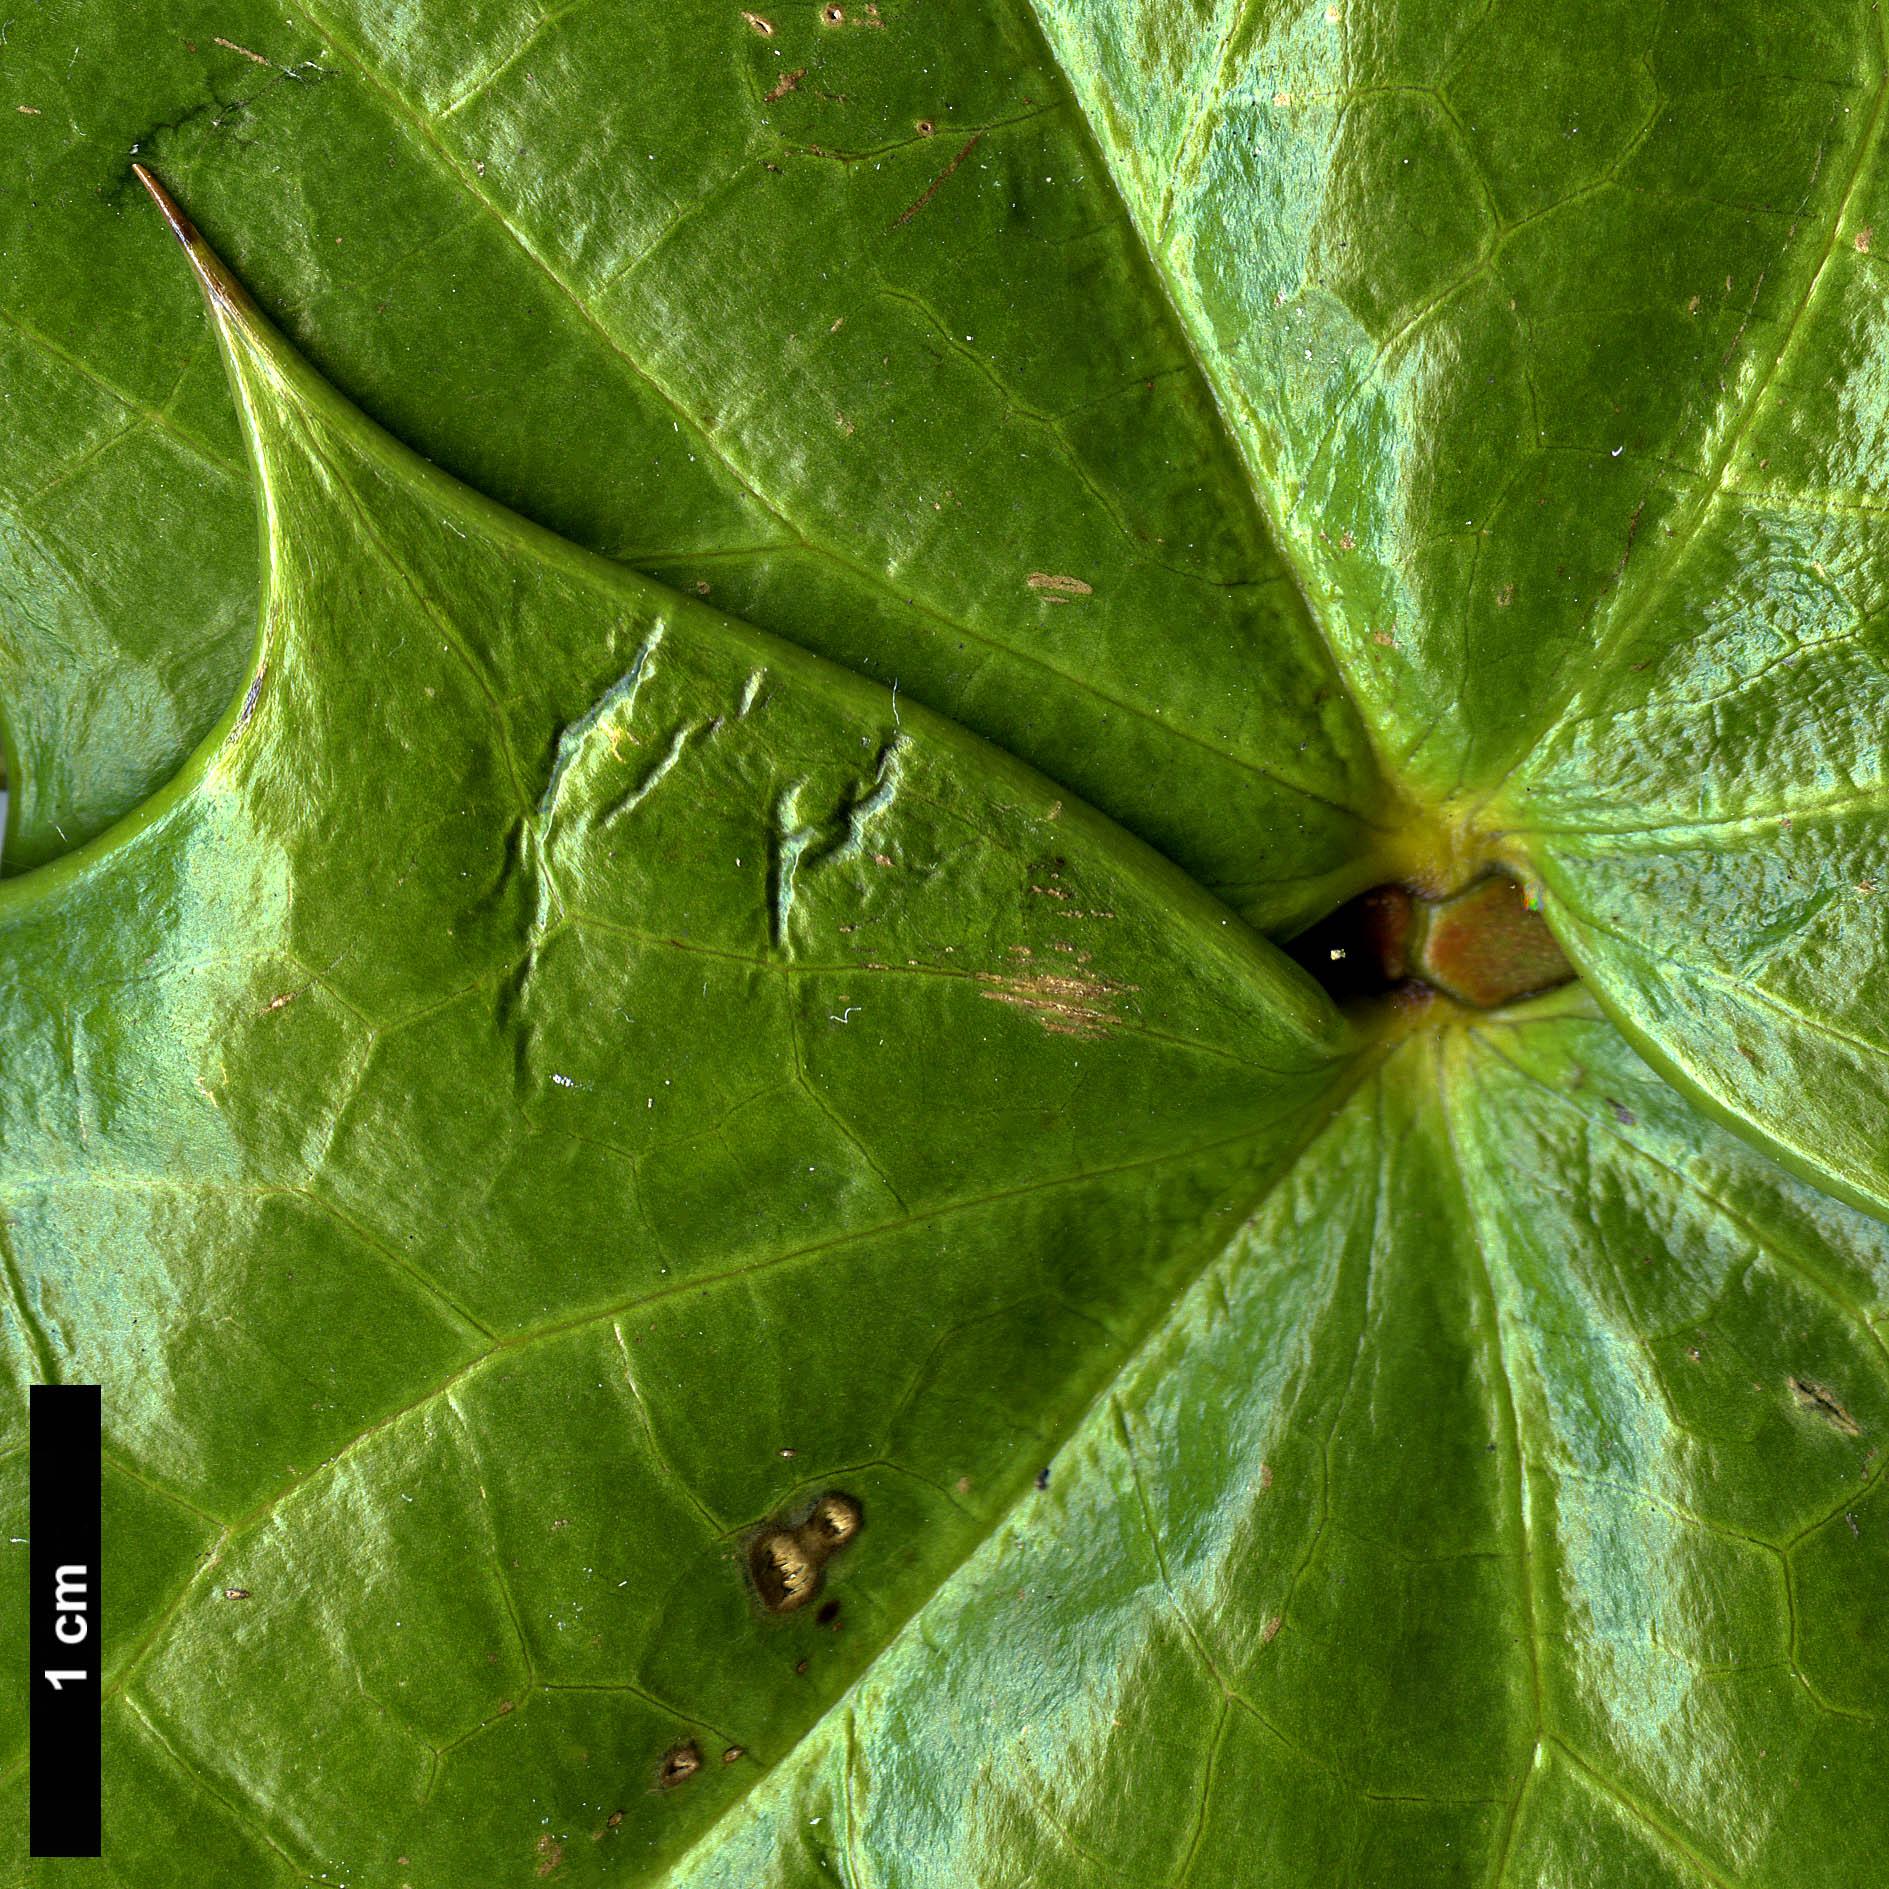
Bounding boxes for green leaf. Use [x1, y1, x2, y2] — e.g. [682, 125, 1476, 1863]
[671, 1007, 1889, 1888]
[6, 1, 1889, 1882]
[0, 190, 1351, 1883]
[0, 0, 1387, 930]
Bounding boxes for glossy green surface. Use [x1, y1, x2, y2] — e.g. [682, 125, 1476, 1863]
[3, 0, 1889, 1882]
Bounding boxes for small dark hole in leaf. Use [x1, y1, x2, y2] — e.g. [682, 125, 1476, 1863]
[917, 119, 935, 135]
[658, 1742, 701, 1789]
[1284, 887, 1410, 1001]
[816, 1599, 841, 1625]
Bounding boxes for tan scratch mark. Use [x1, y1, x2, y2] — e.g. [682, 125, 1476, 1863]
[977, 968, 1138, 1038]
[764, 66, 804, 101]
[741, 10, 775, 32]
[1262, 1614, 1282, 1643]
[894, 129, 983, 226]
[213, 35, 272, 64]
[1025, 572, 1093, 595]
[16, 105, 40, 114]
[260, 990, 298, 1015]
[1791, 1377, 1863, 1436]
[1858, 224, 1874, 254]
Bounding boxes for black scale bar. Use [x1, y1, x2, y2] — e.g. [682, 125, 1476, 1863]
[29, 1384, 101, 1858]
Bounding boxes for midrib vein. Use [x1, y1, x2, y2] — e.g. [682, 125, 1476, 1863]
[1022, 0, 1387, 786]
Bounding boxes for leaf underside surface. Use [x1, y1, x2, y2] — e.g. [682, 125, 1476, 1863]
[2, 1, 1888, 1884]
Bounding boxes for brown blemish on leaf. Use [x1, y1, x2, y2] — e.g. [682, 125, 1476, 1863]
[816, 1599, 842, 1626]
[1025, 572, 1093, 595]
[722, 1746, 746, 1765]
[764, 66, 804, 101]
[820, 3, 843, 19]
[800, 1491, 863, 1550]
[894, 131, 984, 226]
[916, 118, 935, 135]
[751, 1530, 819, 1612]
[741, 10, 775, 32]
[977, 968, 1139, 1038]
[1791, 1378, 1863, 1436]
[1858, 224, 1873, 254]
[605, 1810, 624, 1828]
[1262, 1615, 1282, 1644]
[213, 34, 272, 64]
[658, 1742, 702, 1790]
[535, 1833, 564, 1877]
[223, 1588, 251, 1600]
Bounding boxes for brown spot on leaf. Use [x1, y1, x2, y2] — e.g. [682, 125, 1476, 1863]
[536, 1833, 564, 1877]
[750, 1530, 819, 1612]
[764, 66, 804, 101]
[1858, 224, 1873, 254]
[722, 1746, 746, 1765]
[658, 1742, 702, 1789]
[800, 1491, 863, 1551]
[1025, 571, 1093, 595]
[741, 10, 774, 31]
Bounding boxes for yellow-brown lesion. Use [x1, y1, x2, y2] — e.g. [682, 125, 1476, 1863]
[748, 1490, 865, 1613]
